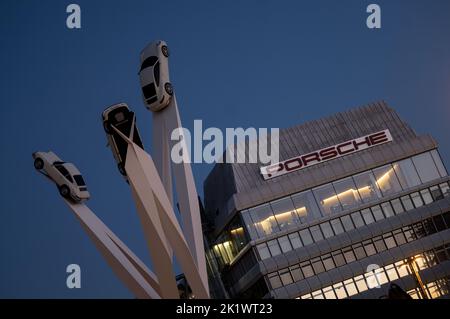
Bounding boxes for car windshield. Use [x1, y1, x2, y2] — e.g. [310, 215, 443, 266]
[140, 56, 158, 72]
[73, 175, 86, 186]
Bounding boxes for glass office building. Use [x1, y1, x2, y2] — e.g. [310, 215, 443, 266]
[203, 102, 450, 299]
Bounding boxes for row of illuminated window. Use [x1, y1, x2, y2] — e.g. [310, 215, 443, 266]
[257, 182, 450, 261]
[266, 211, 450, 291]
[242, 150, 447, 240]
[407, 276, 450, 299]
[297, 244, 450, 299]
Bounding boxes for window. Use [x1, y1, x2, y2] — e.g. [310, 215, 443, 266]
[410, 192, 423, 208]
[439, 182, 450, 197]
[153, 61, 160, 86]
[400, 195, 414, 211]
[365, 268, 381, 289]
[353, 243, 366, 259]
[291, 190, 321, 222]
[333, 283, 347, 299]
[433, 215, 446, 232]
[376, 269, 389, 286]
[420, 189, 433, 204]
[330, 219, 344, 235]
[299, 229, 313, 246]
[395, 261, 410, 277]
[73, 175, 86, 186]
[361, 208, 375, 225]
[430, 186, 444, 201]
[393, 159, 421, 189]
[430, 149, 447, 177]
[390, 198, 404, 215]
[313, 183, 342, 216]
[333, 177, 361, 210]
[343, 247, 356, 263]
[371, 205, 385, 221]
[341, 215, 355, 231]
[310, 225, 324, 242]
[384, 233, 397, 249]
[257, 243, 271, 260]
[422, 219, 437, 235]
[279, 269, 293, 286]
[140, 56, 158, 71]
[249, 204, 279, 237]
[289, 265, 303, 282]
[373, 236, 387, 252]
[322, 254, 335, 271]
[142, 82, 156, 100]
[320, 222, 334, 239]
[412, 222, 427, 239]
[393, 229, 406, 246]
[267, 240, 281, 257]
[332, 251, 346, 267]
[435, 247, 448, 263]
[412, 152, 441, 183]
[402, 226, 415, 242]
[351, 211, 365, 228]
[384, 264, 399, 281]
[381, 202, 395, 218]
[268, 272, 282, 289]
[241, 211, 259, 240]
[278, 236, 292, 253]
[312, 290, 324, 299]
[353, 171, 382, 203]
[354, 275, 368, 293]
[55, 165, 73, 183]
[300, 261, 314, 278]
[373, 164, 403, 196]
[288, 232, 302, 249]
[363, 240, 376, 256]
[322, 286, 336, 299]
[443, 212, 450, 228]
[270, 197, 299, 231]
[311, 257, 325, 274]
[343, 279, 358, 297]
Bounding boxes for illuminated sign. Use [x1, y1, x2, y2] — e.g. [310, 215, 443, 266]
[260, 129, 393, 180]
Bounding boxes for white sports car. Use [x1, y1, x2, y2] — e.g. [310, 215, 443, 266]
[32, 151, 90, 202]
[139, 40, 173, 112]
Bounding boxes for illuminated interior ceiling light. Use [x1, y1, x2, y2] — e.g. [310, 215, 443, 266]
[255, 207, 306, 228]
[323, 167, 395, 204]
[230, 227, 244, 235]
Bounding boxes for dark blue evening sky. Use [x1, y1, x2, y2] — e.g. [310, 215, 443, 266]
[0, 0, 449, 298]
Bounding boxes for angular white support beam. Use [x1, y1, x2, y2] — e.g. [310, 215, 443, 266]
[127, 142, 210, 298]
[112, 124, 209, 298]
[64, 200, 161, 299]
[153, 96, 209, 290]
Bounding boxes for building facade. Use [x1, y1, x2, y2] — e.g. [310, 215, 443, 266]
[203, 101, 450, 299]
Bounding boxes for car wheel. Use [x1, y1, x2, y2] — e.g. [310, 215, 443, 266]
[59, 185, 70, 198]
[118, 163, 127, 176]
[161, 45, 169, 57]
[34, 158, 44, 170]
[164, 83, 173, 96]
